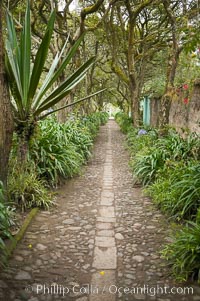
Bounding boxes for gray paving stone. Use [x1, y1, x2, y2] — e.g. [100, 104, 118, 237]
[93, 246, 117, 269]
[101, 191, 114, 198]
[62, 219, 75, 224]
[36, 243, 47, 251]
[15, 271, 32, 280]
[99, 206, 115, 218]
[0, 280, 8, 288]
[95, 236, 115, 247]
[97, 217, 116, 223]
[90, 271, 116, 301]
[100, 197, 114, 206]
[96, 222, 114, 230]
[97, 230, 115, 237]
[115, 233, 124, 240]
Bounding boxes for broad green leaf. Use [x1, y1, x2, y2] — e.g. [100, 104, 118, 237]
[33, 34, 84, 110]
[28, 11, 56, 103]
[35, 57, 95, 115]
[32, 53, 60, 110]
[46, 34, 85, 90]
[5, 40, 23, 105]
[6, 11, 20, 65]
[40, 89, 107, 119]
[4, 52, 22, 114]
[20, 0, 31, 110]
[5, 12, 23, 101]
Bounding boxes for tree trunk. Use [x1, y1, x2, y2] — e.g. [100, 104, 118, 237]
[0, 2, 14, 188]
[130, 83, 140, 127]
[18, 136, 30, 163]
[159, 92, 172, 127]
[159, 49, 181, 127]
[126, 4, 141, 127]
[159, 1, 182, 128]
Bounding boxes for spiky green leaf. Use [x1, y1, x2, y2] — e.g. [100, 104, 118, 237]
[28, 10, 56, 103]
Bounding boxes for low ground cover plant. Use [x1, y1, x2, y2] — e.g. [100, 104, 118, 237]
[161, 221, 200, 282]
[8, 162, 53, 211]
[0, 182, 14, 267]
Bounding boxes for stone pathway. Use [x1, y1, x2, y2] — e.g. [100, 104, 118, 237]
[0, 120, 200, 301]
[90, 122, 116, 301]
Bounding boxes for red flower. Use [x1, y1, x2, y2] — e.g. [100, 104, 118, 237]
[183, 84, 189, 90]
[183, 97, 189, 104]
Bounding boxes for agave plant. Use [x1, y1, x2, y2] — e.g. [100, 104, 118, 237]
[5, 1, 101, 160]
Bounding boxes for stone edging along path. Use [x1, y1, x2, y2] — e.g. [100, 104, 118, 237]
[6, 208, 39, 258]
[0, 120, 200, 301]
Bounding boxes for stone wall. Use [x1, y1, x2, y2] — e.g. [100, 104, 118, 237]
[187, 80, 200, 134]
[150, 79, 200, 134]
[169, 79, 200, 134]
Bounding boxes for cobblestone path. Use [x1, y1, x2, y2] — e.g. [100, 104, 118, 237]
[0, 120, 200, 301]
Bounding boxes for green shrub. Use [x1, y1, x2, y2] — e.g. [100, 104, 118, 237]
[146, 161, 200, 221]
[99, 111, 109, 124]
[64, 120, 93, 160]
[8, 163, 53, 211]
[115, 112, 133, 133]
[131, 129, 200, 186]
[130, 146, 169, 185]
[8, 112, 108, 209]
[30, 118, 84, 186]
[0, 182, 13, 267]
[127, 127, 158, 154]
[172, 163, 200, 220]
[155, 130, 200, 161]
[81, 112, 108, 137]
[161, 222, 200, 282]
[196, 208, 200, 224]
[30, 112, 108, 186]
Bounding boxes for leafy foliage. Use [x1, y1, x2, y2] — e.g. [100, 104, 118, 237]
[146, 161, 200, 221]
[161, 222, 200, 282]
[81, 112, 109, 137]
[115, 112, 133, 133]
[171, 163, 200, 220]
[7, 112, 108, 209]
[130, 128, 200, 185]
[30, 119, 84, 186]
[5, 1, 97, 145]
[118, 112, 200, 280]
[30, 112, 109, 186]
[127, 127, 158, 154]
[8, 163, 53, 211]
[0, 182, 13, 267]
